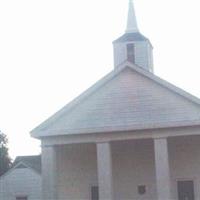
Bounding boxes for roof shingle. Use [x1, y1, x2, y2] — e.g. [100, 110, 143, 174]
[13, 155, 41, 173]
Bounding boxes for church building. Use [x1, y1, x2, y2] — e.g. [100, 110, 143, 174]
[31, 1, 200, 200]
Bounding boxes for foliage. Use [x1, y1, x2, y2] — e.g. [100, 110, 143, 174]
[0, 131, 12, 176]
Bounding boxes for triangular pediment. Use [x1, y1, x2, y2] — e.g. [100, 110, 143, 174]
[31, 62, 200, 138]
[15, 163, 27, 169]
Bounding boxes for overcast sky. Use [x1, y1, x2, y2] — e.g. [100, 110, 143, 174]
[0, 0, 200, 159]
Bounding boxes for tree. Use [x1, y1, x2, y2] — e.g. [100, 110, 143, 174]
[0, 131, 12, 176]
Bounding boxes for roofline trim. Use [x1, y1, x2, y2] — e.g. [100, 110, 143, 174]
[33, 119, 200, 138]
[31, 65, 126, 137]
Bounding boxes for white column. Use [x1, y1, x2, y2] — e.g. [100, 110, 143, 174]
[97, 142, 113, 200]
[154, 138, 171, 200]
[41, 145, 58, 200]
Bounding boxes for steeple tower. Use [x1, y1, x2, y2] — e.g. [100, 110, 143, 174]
[113, 0, 154, 72]
[126, 0, 139, 33]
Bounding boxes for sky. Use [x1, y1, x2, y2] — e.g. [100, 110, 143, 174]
[0, 0, 200, 159]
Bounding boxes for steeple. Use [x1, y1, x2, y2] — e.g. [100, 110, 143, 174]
[113, 0, 154, 73]
[126, 0, 139, 33]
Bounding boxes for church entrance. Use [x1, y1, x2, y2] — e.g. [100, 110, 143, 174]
[177, 180, 195, 200]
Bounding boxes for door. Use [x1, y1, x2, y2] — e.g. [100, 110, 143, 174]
[177, 180, 195, 200]
[91, 186, 99, 200]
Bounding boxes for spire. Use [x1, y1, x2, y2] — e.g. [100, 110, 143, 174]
[126, 0, 139, 33]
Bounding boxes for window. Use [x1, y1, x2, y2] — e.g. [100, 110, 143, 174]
[177, 180, 195, 200]
[16, 196, 28, 200]
[138, 185, 146, 195]
[127, 43, 135, 63]
[91, 186, 99, 200]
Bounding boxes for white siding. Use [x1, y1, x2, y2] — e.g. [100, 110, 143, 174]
[112, 139, 156, 200]
[169, 136, 200, 200]
[56, 144, 97, 200]
[113, 42, 127, 67]
[113, 41, 153, 72]
[56, 136, 200, 200]
[113, 136, 200, 200]
[0, 167, 41, 200]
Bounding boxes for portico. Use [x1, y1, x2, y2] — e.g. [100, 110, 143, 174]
[40, 125, 200, 200]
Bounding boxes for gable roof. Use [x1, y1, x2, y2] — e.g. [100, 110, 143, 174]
[113, 32, 148, 43]
[31, 62, 200, 138]
[13, 155, 41, 173]
[0, 155, 41, 179]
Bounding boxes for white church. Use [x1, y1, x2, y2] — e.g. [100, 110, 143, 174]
[30, 1, 200, 200]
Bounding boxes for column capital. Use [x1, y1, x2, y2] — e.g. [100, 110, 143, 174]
[96, 141, 111, 145]
[153, 136, 169, 140]
[41, 144, 55, 148]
